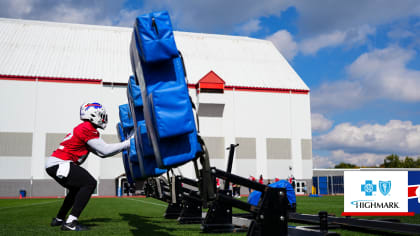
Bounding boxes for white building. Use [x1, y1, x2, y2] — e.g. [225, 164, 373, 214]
[0, 18, 312, 197]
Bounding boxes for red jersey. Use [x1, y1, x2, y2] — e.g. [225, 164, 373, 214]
[52, 121, 99, 164]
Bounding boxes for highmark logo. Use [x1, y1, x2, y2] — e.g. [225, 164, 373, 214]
[354, 179, 400, 210]
[379, 180, 391, 196]
[351, 200, 400, 209]
[344, 171, 410, 214]
[361, 180, 377, 196]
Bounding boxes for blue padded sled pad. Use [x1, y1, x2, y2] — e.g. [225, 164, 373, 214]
[150, 85, 194, 139]
[126, 76, 166, 179]
[127, 76, 155, 159]
[129, 12, 201, 169]
[129, 138, 166, 178]
[248, 180, 296, 206]
[116, 122, 134, 184]
[119, 104, 134, 134]
[128, 76, 143, 109]
[134, 11, 178, 63]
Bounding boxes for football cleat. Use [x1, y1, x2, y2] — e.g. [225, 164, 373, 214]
[61, 220, 89, 231]
[50, 218, 63, 226]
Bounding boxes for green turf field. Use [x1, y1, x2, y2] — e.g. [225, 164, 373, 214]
[0, 196, 418, 235]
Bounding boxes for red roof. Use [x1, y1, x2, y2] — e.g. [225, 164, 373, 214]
[198, 71, 225, 84]
[196, 71, 225, 91]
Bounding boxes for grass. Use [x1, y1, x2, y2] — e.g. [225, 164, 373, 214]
[0, 196, 418, 235]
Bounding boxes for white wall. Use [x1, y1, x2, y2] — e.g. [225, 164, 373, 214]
[194, 89, 312, 180]
[290, 92, 313, 179]
[0, 80, 36, 179]
[0, 80, 312, 181]
[0, 80, 126, 180]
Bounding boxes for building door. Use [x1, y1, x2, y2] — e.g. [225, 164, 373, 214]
[319, 176, 328, 195]
[295, 181, 306, 194]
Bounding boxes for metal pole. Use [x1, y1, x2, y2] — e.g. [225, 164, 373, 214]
[319, 211, 328, 233]
[224, 144, 239, 190]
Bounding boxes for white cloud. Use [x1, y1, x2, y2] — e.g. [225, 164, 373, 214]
[345, 25, 376, 45]
[313, 154, 336, 169]
[347, 46, 420, 102]
[311, 113, 333, 132]
[1, 0, 419, 39]
[140, 0, 292, 33]
[0, 0, 125, 26]
[1, 0, 418, 54]
[235, 19, 262, 36]
[47, 3, 112, 26]
[314, 120, 420, 156]
[266, 30, 298, 60]
[310, 80, 366, 112]
[8, 0, 33, 15]
[138, 0, 420, 37]
[313, 150, 386, 168]
[300, 25, 375, 55]
[115, 9, 144, 27]
[300, 31, 346, 55]
[311, 46, 420, 112]
[267, 25, 376, 60]
[294, 0, 420, 37]
[387, 28, 415, 40]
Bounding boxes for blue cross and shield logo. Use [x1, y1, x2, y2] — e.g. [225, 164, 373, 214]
[361, 180, 377, 196]
[379, 180, 391, 196]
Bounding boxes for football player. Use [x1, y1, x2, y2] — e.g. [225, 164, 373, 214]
[45, 102, 131, 231]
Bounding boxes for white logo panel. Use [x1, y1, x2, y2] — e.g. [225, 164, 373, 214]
[344, 171, 408, 212]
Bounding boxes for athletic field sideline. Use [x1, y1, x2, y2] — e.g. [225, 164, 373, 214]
[0, 196, 418, 235]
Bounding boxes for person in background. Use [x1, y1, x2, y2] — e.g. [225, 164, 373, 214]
[236, 184, 241, 198]
[291, 176, 296, 190]
[232, 183, 237, 197]
[248, 175, 256, 194]
[45, 102, 131, 231]
[259, 174, 264, 185]
[232, 184, 241, 198]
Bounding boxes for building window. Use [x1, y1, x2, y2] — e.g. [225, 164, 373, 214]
[0, 132, 32, 156]
[198, 103, 225, 117]
[301, 139, 312, 160]
[202, 137, 225, 159]
[45, 133, 67, 157]
[266, 138, 291, 160]
[235, 137, 256, 159]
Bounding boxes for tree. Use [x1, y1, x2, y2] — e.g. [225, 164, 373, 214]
[403, 156, 416, 168]
[334, 162, 358, 168]
[383, 154, 402, 168]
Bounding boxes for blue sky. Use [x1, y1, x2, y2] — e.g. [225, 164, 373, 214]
[1, 0, 419, 168]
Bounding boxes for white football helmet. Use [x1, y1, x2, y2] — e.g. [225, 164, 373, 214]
[80, 102, 108, 129]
